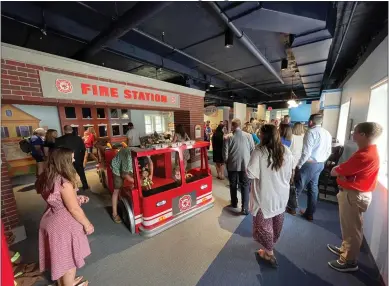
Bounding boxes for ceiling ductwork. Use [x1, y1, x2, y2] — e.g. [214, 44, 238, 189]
[215, 1, 337, 98]
[208, 2, 285, 85]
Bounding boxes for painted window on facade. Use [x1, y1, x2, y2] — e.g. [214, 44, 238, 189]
[1, 127, 9, 138]
[16, 126, 33, 137]
[65, 107, 77, 119]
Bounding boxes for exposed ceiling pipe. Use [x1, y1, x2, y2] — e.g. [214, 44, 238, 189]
[208, 2, 285, 85]
[205, 93, 233, 101]
[326, 1, 358, 87]
[132, 28, 271, 97]
[73, 2, 171, 60]
[258, 97, 320, 104]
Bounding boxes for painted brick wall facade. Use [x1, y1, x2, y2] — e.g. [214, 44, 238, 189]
[1, 59, 204, 112]
[1, 58, 204, 230]
[1, 147, 20, 235]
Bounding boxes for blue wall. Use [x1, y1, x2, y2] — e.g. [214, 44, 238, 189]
[289, 101, 311, 123]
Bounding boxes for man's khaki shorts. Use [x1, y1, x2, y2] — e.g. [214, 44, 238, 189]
[113, 172, 132, 189]
[113, 175, 124, 189]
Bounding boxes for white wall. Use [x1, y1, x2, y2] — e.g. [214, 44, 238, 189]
[340, 37, 388, 284]
[15, 105, 62, 136]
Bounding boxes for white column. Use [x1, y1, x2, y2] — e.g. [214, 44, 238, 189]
[257, 104, 266, 120]
[310, 100, 320, 114]
[233, 102, 247, 123]
[320, 89, 342, 138]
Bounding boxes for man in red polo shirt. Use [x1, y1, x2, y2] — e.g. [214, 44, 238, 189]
[327, 122, 383, 272]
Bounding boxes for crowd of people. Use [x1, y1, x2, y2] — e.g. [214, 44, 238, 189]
[7, 113, 382, 285]
[210, 114, 382, 273]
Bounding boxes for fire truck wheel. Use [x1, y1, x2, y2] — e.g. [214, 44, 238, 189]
[119, 198, 135, 234]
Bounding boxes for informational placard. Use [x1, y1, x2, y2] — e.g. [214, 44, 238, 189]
[195, 124, 202, 139]
[39, 71, 180, 108]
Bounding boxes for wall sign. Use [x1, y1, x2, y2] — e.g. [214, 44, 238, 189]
[195, 124, 202, 139]
[39, 71, 180, 108]
[204, 106, 217, 116]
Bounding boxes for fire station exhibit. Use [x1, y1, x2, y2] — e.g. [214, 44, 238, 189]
[97, 141, 213, 237]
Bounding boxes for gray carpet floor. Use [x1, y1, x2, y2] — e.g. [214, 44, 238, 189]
[9, 165, 383, 286]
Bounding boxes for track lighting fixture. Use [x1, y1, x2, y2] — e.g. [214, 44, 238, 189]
[225, 29, 233, 48]
[281, 58, 288, 70]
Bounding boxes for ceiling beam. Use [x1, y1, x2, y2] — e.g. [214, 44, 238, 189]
[1, 3, 231, 89]
[215, 76, 303, 93]
[133, 28, 271, 96]
[73, 2, 171, 60]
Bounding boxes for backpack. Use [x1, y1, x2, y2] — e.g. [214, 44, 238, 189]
[19, 138, 32, 154]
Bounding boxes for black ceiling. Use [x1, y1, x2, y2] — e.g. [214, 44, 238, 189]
[1, 1, 387, 107]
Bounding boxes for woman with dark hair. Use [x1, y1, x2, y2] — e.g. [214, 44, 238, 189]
[172, 124, 191, 170]
[212, 124, 225, 180]
[279, 123, 293, 147]
[223, 120, 229, 135]
[37, 148, 93, 286]
[247, 124, 293, 267]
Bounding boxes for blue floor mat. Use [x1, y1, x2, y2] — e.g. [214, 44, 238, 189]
[197, 198, 383, 286]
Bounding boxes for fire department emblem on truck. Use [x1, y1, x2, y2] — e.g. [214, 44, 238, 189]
[56, 79, 73, 94]
[179, 195, 191, 212]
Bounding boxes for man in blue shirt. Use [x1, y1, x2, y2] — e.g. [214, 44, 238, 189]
[286, 114, 332, 221]
[30, 128, 45, 176]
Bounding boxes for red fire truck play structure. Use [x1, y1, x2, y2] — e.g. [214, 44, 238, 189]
[97, 141, 214, 237]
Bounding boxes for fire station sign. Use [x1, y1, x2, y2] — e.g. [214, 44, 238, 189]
[39, 71, 180, 108]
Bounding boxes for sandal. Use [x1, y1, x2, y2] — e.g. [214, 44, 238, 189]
[112, 215, 122, 224]
[74, 276, 83, 286]
[55, 277, 84, 286]
[255, 249, 278, 268]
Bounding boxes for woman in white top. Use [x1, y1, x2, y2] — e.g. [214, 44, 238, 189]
[289, 122, 305, 168]
[247, 124, 293, 267]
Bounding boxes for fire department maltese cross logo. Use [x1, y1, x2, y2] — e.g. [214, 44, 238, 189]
[179, 195, 191, 212]
[55, 79, 73, 94]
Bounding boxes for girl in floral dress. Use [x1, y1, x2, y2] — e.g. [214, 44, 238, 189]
[36, 148, 93, 286]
